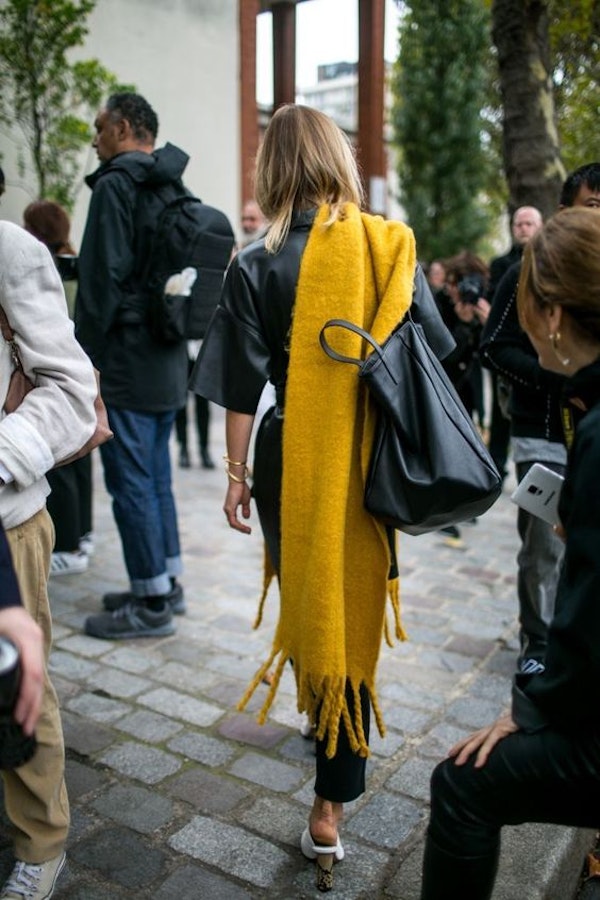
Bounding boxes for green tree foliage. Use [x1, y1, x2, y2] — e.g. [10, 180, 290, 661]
[391, 1, 494, 261]
[0, 0, 132, 211]
[549, 0, 600, 171]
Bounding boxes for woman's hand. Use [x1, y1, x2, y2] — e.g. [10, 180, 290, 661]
[223, 480, 253, 534]
[448, 713, 519, 769]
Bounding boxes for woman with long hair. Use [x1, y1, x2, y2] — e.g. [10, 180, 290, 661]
[191, 104, 452, 892]
[420, 207, 600, 899]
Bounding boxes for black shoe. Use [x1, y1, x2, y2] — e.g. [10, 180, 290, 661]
[103, 581, 186, 615]
[200, 447, 215, 469]
[439, 525, 460, 539]
[179, 447, 191, 469]
[85, 601, 175, 640]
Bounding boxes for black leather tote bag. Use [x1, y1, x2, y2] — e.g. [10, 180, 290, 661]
[319, 314, 502, 535]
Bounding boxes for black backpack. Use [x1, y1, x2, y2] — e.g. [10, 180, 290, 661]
[137, 182, 235, 343]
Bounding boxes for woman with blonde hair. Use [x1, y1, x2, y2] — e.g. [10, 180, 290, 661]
[192, 104, 452, 891]
[420, 207, 600, 899]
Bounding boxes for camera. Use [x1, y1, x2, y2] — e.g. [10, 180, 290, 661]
[0, 637, 37, 769]
[457, 274, 485, 305]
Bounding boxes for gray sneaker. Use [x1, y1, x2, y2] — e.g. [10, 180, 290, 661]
[0, 852, 66, 900]
[85, 601, 175, 640]
[102, 581, 186, 615]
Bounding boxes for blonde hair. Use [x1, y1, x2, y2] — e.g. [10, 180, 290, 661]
[255, 104, 365, 254]
[518, 207, 600, 343]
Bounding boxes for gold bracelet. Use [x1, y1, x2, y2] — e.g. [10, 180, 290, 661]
[223, 454, 247, 467]
[226, 465, 249, 483]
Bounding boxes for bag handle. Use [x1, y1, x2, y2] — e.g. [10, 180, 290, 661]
[319, 319, 383, 367]
[0, 305, 25, 373]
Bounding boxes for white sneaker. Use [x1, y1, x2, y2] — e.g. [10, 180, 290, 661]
[78, 531, 95, 556]
[0, 852, 66, 899]
[300, 712, 316, 739]
[50, 551, 88, 576]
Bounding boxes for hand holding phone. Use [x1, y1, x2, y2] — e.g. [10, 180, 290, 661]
[510, 463, 564, 526]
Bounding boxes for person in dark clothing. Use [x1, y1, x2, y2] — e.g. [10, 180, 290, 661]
[479, 169, 600, 672]
[434, 252, 490, 546]
[486, 207, 543, 481]
[23, 200, 93, 576]
[420, 207, 600, 900]
[75, 92, 187, 639]
[191, 104, 453, 893]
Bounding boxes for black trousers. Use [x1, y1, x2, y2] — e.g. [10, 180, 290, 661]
[46, 455, 93, 552]
[421, 726, 600, 900]
[253, 407, 370, 803]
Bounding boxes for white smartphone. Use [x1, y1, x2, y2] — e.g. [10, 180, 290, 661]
[510, 463, 564, 526]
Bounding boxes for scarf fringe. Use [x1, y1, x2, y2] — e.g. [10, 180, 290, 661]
[252, 544, 277, 630]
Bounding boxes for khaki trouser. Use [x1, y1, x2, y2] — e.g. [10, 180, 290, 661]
[2, 507, 69, 862]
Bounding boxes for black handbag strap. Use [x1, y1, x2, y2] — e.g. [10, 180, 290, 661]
[319, 319, 383, 366]
[319, 314, 414, 367]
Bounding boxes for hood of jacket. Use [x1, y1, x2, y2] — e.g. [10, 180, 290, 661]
[85, 142, 189, 190]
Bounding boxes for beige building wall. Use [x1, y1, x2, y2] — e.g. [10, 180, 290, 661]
[0, 0, 240, 243]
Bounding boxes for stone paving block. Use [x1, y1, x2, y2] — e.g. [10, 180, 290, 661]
[346, 791, 425, 848]
[138, 686, 223, 726]
[65, 758, 111, 802]
[91, 783, 174, 834]
[370, 728, 406, 758]
[55, 633, 115, 657]
[98, 741, 182, 784]
[168, 815, 291, 889]
[202, 677, 265, 712]
[418, 722, 472, 759]
[378, 680, 446, 710]
[154, 864, 255, 900]
[469, 672, 513, 703]
[413, 646, 479, 674]
[446, 694, 506, 729]
[85, 666, 150, 699]
[165, 767, 250, 813]
[66, 691, 131, 724]
[277, 734, 319, 765]
[383, 705, 434, 735]
[228, 751, 304, 792]
[62, 709, 116, 756]
[101, 646, 158, 674]
[69, 824, 168, 888]
[167, 731, 237, 767]
[445, 633, 497, 659]
[386, 756, 434, 802]
[206, 653, 266, 681]
[160, 660, 218, 692]
[218, 713, 288, 749]
[115, 709, 184, 743]
[49, 650, 99, 681]
[236, 796, 309, 848]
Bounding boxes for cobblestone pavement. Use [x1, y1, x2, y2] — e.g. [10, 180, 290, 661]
[0, 407, 591, 898]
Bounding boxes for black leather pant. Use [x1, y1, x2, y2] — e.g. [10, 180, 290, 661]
[421, 726, 600, 899]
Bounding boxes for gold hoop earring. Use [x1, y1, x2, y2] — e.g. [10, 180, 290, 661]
[548, 332, 571, 367]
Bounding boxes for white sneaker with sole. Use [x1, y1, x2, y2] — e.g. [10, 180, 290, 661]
[78, 531, 95, 556]
[50, 551, 88, 576]
[0, 852, 66, 900]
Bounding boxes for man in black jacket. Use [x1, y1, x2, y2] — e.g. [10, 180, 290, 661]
[480, 163, 600, 673]
[76, 93, 188, 639]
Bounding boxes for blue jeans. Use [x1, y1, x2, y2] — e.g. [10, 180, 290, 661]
[100, 406, 182, 597]
[516, 459, 565, 664]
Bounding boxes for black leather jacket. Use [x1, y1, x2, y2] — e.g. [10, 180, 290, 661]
[191, 210, 454, 414]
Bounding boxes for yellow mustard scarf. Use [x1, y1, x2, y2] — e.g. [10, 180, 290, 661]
[238, 203, 416, 758]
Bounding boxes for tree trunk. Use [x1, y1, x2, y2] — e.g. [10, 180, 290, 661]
[491, 0, 565, 219]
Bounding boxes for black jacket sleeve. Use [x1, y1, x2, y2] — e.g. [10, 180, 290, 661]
[189, 255, 271, 414]
[75, 172, 137, 368]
